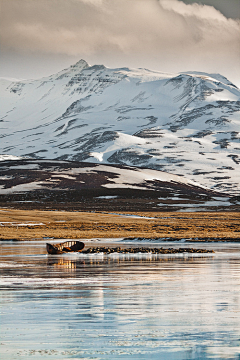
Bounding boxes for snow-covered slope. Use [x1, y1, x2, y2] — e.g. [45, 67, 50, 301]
[1, 160, 238, 212]
[0, 159, 207, 193]
[0, 60, 239, 193]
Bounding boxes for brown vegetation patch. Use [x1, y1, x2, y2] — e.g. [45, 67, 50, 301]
[0, 208, 239, 241]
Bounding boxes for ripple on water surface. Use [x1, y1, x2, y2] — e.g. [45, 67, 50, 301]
[0, 239, 240, 360]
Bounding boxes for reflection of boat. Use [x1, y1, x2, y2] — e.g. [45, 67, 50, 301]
[46, 241, 85, 255]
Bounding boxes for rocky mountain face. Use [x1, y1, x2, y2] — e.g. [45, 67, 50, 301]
[0, 60, 239, 193]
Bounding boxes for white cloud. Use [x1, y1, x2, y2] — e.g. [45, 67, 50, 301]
[160, 0, 226, 19]
[1, 0, 240, 84]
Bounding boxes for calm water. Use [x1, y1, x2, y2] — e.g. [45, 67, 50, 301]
[0, 239, 240, 360]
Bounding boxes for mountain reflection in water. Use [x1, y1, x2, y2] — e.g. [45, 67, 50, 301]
[0, 239, 240, 360]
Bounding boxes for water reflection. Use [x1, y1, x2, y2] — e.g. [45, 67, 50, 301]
[0, 240, 240, 360]
[50, 257, 79, 271]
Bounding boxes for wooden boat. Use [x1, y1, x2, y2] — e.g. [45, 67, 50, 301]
[46, 241, 85, 255]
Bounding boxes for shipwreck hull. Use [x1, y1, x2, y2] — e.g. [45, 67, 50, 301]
[46, 241, 85, 254]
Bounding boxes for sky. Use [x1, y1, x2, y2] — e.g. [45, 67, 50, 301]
[0, 0, 240, 86]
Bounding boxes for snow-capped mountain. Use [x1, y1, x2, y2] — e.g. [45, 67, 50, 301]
[0, 60, 239, 193]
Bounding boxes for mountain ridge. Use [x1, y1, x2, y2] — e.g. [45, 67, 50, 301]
[0, 60, 239, 194]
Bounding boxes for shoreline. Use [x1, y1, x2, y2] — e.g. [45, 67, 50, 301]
[0, 208, 239, 242]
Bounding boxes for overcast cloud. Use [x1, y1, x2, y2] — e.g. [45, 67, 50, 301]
[0, 0, 240, 85]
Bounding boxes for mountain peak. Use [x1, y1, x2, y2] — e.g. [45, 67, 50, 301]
[70, 59, 89, 70]
[49, 59, 90, 80]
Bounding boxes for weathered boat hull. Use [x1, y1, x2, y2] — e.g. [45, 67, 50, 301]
[46, 241, 85, 254]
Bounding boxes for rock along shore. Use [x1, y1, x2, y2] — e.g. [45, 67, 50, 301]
[82, 247, 214, 254]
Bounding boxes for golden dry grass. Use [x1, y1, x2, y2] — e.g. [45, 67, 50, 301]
[0, 208, 239, 241]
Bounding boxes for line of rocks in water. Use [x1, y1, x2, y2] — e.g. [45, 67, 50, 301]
[123, 237, 240, 242]
[82, 247, 214, 254]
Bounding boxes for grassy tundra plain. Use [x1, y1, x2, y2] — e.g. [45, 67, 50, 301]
[0, 208, 239, 242]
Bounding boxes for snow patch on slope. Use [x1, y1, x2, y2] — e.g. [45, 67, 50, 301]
[0, 155, 25, 161]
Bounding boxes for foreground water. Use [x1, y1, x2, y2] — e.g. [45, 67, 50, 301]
[0, 239, 240, 360]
